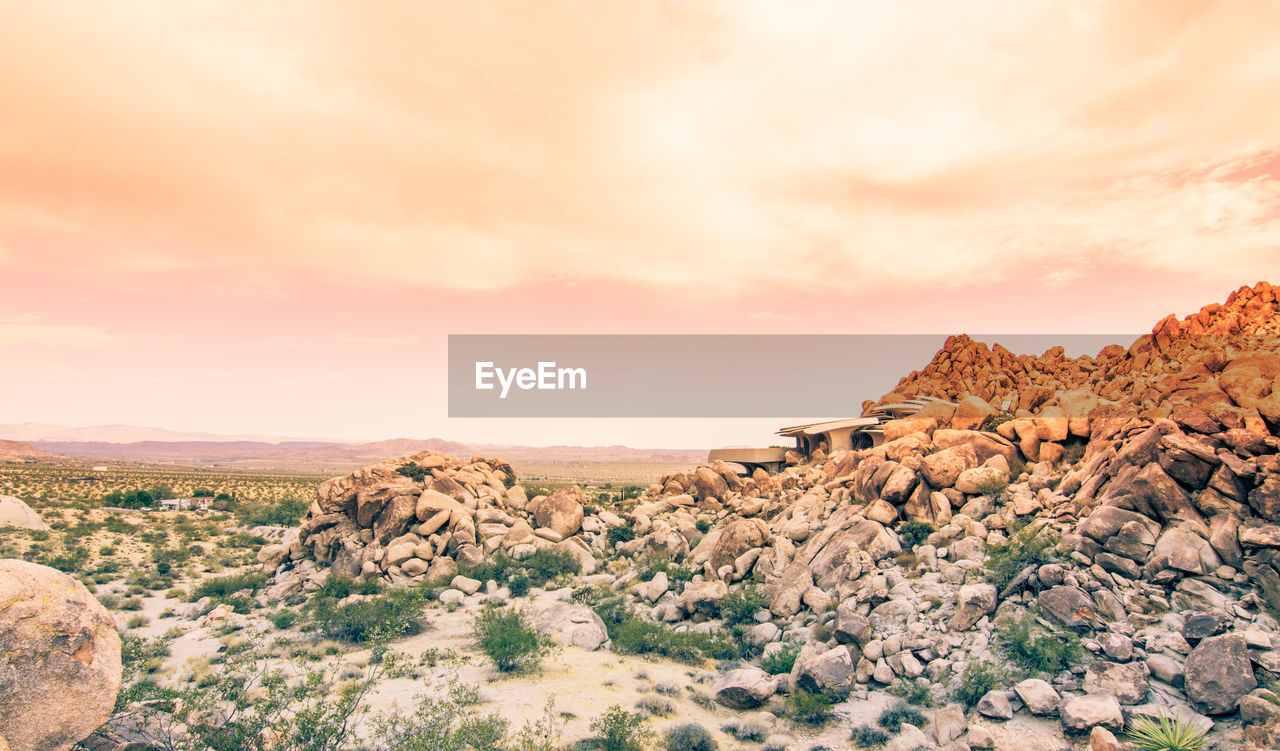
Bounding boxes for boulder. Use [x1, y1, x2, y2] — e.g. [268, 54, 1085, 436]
[955, 467, 1007, 495]
[0, 496, 49, 531]
[1014, 678, 1060, 715]
[710, 519, 772, 575]
[1083, 661, 1148, 705]
[535, 602, 609, 651]
[1059, 692, 1123, 734]
[794, 645, 855, 698]
[951, 583, 997, 631]
[529, 486, 584, 538]
[1184, 633, 1256, 715]
[0, 560, 122, 751]
[768, 562, 813, 618]
[712, 667, 777, 709]
[919, 446, 978, 489]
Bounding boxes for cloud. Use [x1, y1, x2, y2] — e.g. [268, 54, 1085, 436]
[0, 315, 119, 347]
[0, 1, 1277, 296]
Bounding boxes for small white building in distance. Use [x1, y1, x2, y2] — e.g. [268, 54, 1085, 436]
[160, 498, 193, 511]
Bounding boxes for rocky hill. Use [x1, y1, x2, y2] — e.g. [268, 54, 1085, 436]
[0, 439, 51, 461]
[264, 282, 1280, 749]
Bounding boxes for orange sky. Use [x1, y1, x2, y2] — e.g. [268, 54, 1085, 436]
[2, 1, 1279, 448]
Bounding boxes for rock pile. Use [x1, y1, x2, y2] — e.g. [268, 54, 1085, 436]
[268, 281, 1280, 749]
[261, 452, 599, 599]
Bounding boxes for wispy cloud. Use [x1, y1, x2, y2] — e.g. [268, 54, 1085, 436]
[0, 2, 1276, 297]
[0, 315, 119, 347]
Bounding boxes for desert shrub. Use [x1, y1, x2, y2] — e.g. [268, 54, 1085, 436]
[850, 725, 890, 748]
[664, 723, 717, 751]
[635, 695, 674, 717]
[126, 614, 149, 629]
[695, 519, 711, 533]
[877, 702, 926, 732]
[587, 705, 653, 751]
[508, 572, 532, 597]
[395, 462, 431, 482]
[312, 587, 428, 643]
[192, 488, 215, 497]
[1125, 710, 1208, 751]
[890, 677, 934, 706]
[270, 610, 299, 629]
[516, 547, 581, 585]
[189, 570, 268, 603]
[997, 611, 1082, 677]
[978, 414, 1013, 433]
[895, 520, 934, 549]
[237, 497, 309, 527]
[607, 525, 636, 545]
[761, 643, 802, 675]
[982, 523, 1058, 591]
[311, 574, 382, 602]
[44, 545, 90, 573]
[612, 618, 735, 664]
[787, 690, 833, 726]
[717, 585, 768, 626]
[472, 603, 547, 673]
[635, 554, 696, 583]
[721, 718, 768, 742]
[954, 661, 1005, 709]
[973, 473, 1010, 496]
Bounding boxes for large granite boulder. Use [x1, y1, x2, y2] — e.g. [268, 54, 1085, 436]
[0, 560, 122, 751]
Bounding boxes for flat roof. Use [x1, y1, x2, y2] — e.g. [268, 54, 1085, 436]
[777, 416, 881, 436]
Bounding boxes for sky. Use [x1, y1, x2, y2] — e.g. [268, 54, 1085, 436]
[1, 1, 1279, 448]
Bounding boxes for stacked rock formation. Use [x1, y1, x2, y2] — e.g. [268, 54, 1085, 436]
[260, 452, 598, 599]
[270, 282, 1280, 748]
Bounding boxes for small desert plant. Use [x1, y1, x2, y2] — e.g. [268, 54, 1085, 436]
[954, 661, 1005, 709]
[997, 611, 1082, 677]
[1125, 711, 1208, 751]
[635, 695, 674, 717]
[721, 718, 768, 742]
[311, 587, 427, 643]
[126, 614, 149, 629]
[982, 523, 1058, 591]
[695, 519, 711, 533]
[508, 572, 532, 597]
[607, 525, 636, 545]
[849, 724, 890, 749]
[664, 723, 717, 751]
[876, 701, 926, 732]
[189, 570, 268, 603]
[977, 413, 1013, 433]
[516, 547, 582, 585]
[972, 473, 1010, 496]
[717, 585, 768, 626]
[635, 554, 696, 583]
[587, 705, 653, 751]
[472, 602, 548, 673]
[890, 677, 934, 706]
[270, 609, 298, 629]
[761, 643, 802, 674]
[895, 520, 934, 549]
[787, 690, 834, 727]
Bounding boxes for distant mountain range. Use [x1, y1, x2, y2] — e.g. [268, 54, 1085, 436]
[0, 423, 706, 469]
[0, 439, 51, 460]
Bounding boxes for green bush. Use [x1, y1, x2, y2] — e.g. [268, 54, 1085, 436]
[895, 520, 934, 549]
[472, 603, 548, 673]
[982, 523, 1057, 591]
[588, 705, 653, 751]
[312, 587, 428, 643]
[237, 497, 309, 527]
[635, 554, 696, 583]
[517, 547, 581, 585]
[876, 701, 925, 732]
[1126, 710, 1208, 751]
[44, 546, 89, 573]
[607, 526, 636, 545]
[190, 570, 268, 603]
[612, 618, 736, 664]
[508, 572, 532, 597]
[997, 611, 1082, 677]
[850, 725, 890, 748]
[890, 677, 934, 706]
[760, 643, 802, 675]
[973, 474, 1010, 496]
[787, 690, 833, 726]
[978, 414, 1013, 433]
[954, 661, 1005, 709]
[717, 586, 768, 626]
[663, 723, 717, 751]
[395, 462, 430, 482]
[695, 519, 711, 534]
[270, 610, 299, 629]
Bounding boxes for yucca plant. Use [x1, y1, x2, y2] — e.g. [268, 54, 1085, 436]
[1125, 711, 1209, 751]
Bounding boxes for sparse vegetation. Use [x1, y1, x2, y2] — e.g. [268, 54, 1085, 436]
[761, 643, 802, 675]
[584, 705, 653, 751]
[997, 611, 1083, 677]
[954, 661, 1006, 709]
[877, 701, 926, 733]
[982, 522, 1058, 591]
[1125, 710, 1209, 751]
[890, 677, 934, 707]
[787, 689, 834, 727]
[310, 585, 429, 643]
[663, 723, 717, 751]
[850, 725, 891, 749]
[895, 519, 934, 549]
[716, 585, 768, 626]
[472, 602, 548, 673]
